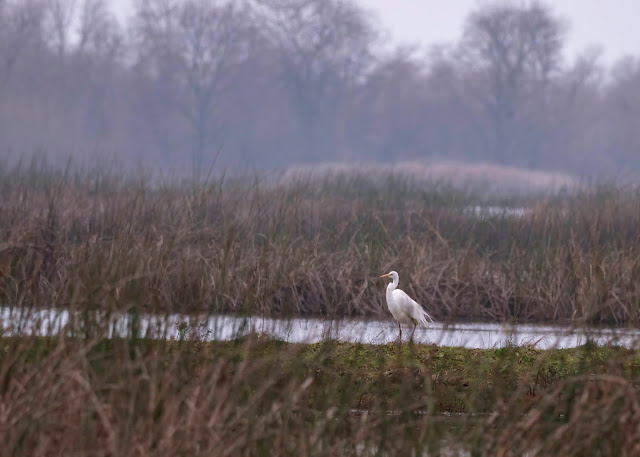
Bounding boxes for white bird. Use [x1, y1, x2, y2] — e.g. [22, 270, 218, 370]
[379, 271, 434, 342]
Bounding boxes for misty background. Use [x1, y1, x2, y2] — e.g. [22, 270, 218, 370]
[0, 0, 639, 177]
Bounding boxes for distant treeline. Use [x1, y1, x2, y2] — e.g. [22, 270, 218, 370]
[0, 0, 638, 175]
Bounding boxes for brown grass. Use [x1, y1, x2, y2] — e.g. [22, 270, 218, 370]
[2, 162, 640, 456]
[278, 160, 579, 195]
[0, 161, 639, 324]
[1, 335, 640, 456]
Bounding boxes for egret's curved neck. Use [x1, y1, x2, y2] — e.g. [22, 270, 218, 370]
[387, 276, 398, 292]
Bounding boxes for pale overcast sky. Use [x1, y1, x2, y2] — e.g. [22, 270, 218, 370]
[111, 0, 640, 66]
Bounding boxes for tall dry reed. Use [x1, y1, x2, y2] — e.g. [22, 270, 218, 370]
[1, 161, 639, 323]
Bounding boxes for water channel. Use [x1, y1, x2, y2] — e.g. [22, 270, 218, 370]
[2, 306, 639, 349]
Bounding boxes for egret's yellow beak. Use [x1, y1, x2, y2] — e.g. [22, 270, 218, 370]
[379, 273, 391, 279]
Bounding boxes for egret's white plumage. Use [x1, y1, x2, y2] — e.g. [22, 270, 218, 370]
[380, 271, 434, 341]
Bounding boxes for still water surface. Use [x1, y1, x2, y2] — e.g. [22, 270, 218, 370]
[2, 306, 639, 349]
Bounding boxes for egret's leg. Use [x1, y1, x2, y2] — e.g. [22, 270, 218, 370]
[410, 322, 417, 342]
[398, 322, 402, 342]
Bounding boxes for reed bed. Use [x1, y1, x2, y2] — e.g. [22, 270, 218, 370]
[278, 160, 578, 196]
[1, 161, 640, 323]
[3, 161, 640, 456]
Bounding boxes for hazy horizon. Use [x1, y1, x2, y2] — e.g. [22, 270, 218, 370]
[1, 0, 640, 177]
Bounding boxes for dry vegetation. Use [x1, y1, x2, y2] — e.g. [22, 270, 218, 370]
[278, 160, 579, 196]
[2, 162, 640, 455]
[1, 334, 640, 456]
[1, 161, 640, 324]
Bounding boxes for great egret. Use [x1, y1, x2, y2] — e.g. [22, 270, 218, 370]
[380, 271, 434, 342]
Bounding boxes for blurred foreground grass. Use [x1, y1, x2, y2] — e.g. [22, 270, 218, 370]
[2, 335, 639, 456]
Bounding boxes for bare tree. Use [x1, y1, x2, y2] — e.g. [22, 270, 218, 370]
[252, 0, 376, 159]
[76, 0, 122, 61]
[604, 57, 640, 171]
[43, 0, 77, 57]
[0, 1, 42, 93]
[133, 0, 250, 177]
[459, 1, 566, 163]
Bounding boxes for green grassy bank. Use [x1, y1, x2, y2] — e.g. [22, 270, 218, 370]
[2, 336, 640, 455]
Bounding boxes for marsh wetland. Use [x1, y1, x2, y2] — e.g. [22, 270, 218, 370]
[2, 163, 640, 455]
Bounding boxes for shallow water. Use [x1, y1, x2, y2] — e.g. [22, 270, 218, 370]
[1, 306, 639, 348]
[463, 205, 528, 219]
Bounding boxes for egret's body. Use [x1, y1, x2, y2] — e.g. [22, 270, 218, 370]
[380, 271, 433, 341]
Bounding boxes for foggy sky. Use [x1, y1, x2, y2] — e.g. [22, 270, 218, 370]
[111, 0, 640, 66]
[361, 0, 640, 65]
